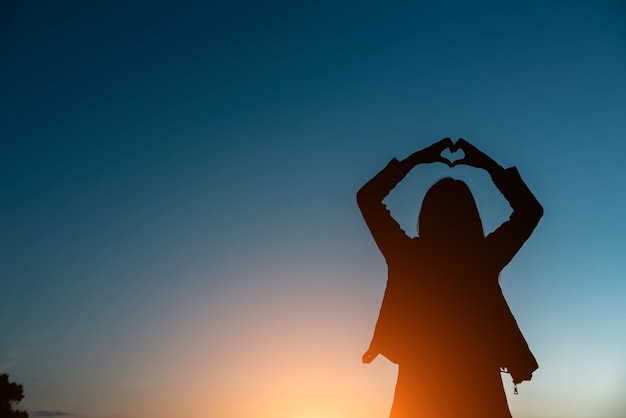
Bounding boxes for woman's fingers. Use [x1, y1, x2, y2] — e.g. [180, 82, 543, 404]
[437, 137, 454, 152]
[415, 138, 454, 164]
[453, 137, 476, 152]
[439, 138, 454, 148]
[362, 349, 379, 363]
[451, 138, 497, 170]
[449, 139, 478, 167]
[450, 158, 467, 167]
[439, 156, 452, 166]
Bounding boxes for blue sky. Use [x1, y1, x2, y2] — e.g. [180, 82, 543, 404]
[1, 1, 626, 417]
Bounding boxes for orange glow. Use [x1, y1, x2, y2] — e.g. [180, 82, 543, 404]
[105, 272, 396, 418]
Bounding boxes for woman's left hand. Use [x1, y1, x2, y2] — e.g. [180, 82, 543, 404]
[362, 348, 380, 363]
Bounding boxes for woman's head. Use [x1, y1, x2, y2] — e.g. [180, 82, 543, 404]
[418, 178, 484, 245]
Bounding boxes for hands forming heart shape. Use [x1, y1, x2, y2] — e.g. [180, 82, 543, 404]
[421, 137, 498, 170]
[440, 146, 465, 167]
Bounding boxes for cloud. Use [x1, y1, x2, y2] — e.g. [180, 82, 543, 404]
[34, 412, 70, 417]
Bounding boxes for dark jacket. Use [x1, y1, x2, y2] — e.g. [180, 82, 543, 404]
[357, 158, 543, 383]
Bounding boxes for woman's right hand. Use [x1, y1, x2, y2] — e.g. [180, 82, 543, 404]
[414, 137, 455, 165]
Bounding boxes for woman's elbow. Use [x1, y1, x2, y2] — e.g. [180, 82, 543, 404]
[356, 188, 370, 210]
[531, 200, 544, 223]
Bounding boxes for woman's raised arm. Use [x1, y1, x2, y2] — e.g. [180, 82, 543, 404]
[452, 138, 543, 270]
[357, 138, 454, 260]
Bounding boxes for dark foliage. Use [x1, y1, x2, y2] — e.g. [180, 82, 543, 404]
[0, 374, 28, 418]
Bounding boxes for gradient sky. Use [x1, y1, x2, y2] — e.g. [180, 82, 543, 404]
[1, 1, 626, 417]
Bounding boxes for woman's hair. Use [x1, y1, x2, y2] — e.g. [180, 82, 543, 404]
[418, 178, 484, 244]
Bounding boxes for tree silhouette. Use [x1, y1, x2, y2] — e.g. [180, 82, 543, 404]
[0, 373, 28, 418]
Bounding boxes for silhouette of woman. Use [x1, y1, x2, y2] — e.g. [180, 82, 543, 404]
[358, 138, 543, 418]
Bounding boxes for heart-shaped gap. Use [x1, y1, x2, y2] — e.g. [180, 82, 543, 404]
[441, 147, 465, 165]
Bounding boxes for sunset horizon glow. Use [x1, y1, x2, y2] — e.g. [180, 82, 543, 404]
[2, 1, 626, 417]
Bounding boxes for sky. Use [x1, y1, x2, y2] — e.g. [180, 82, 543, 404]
[1, 1, 626, 417]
